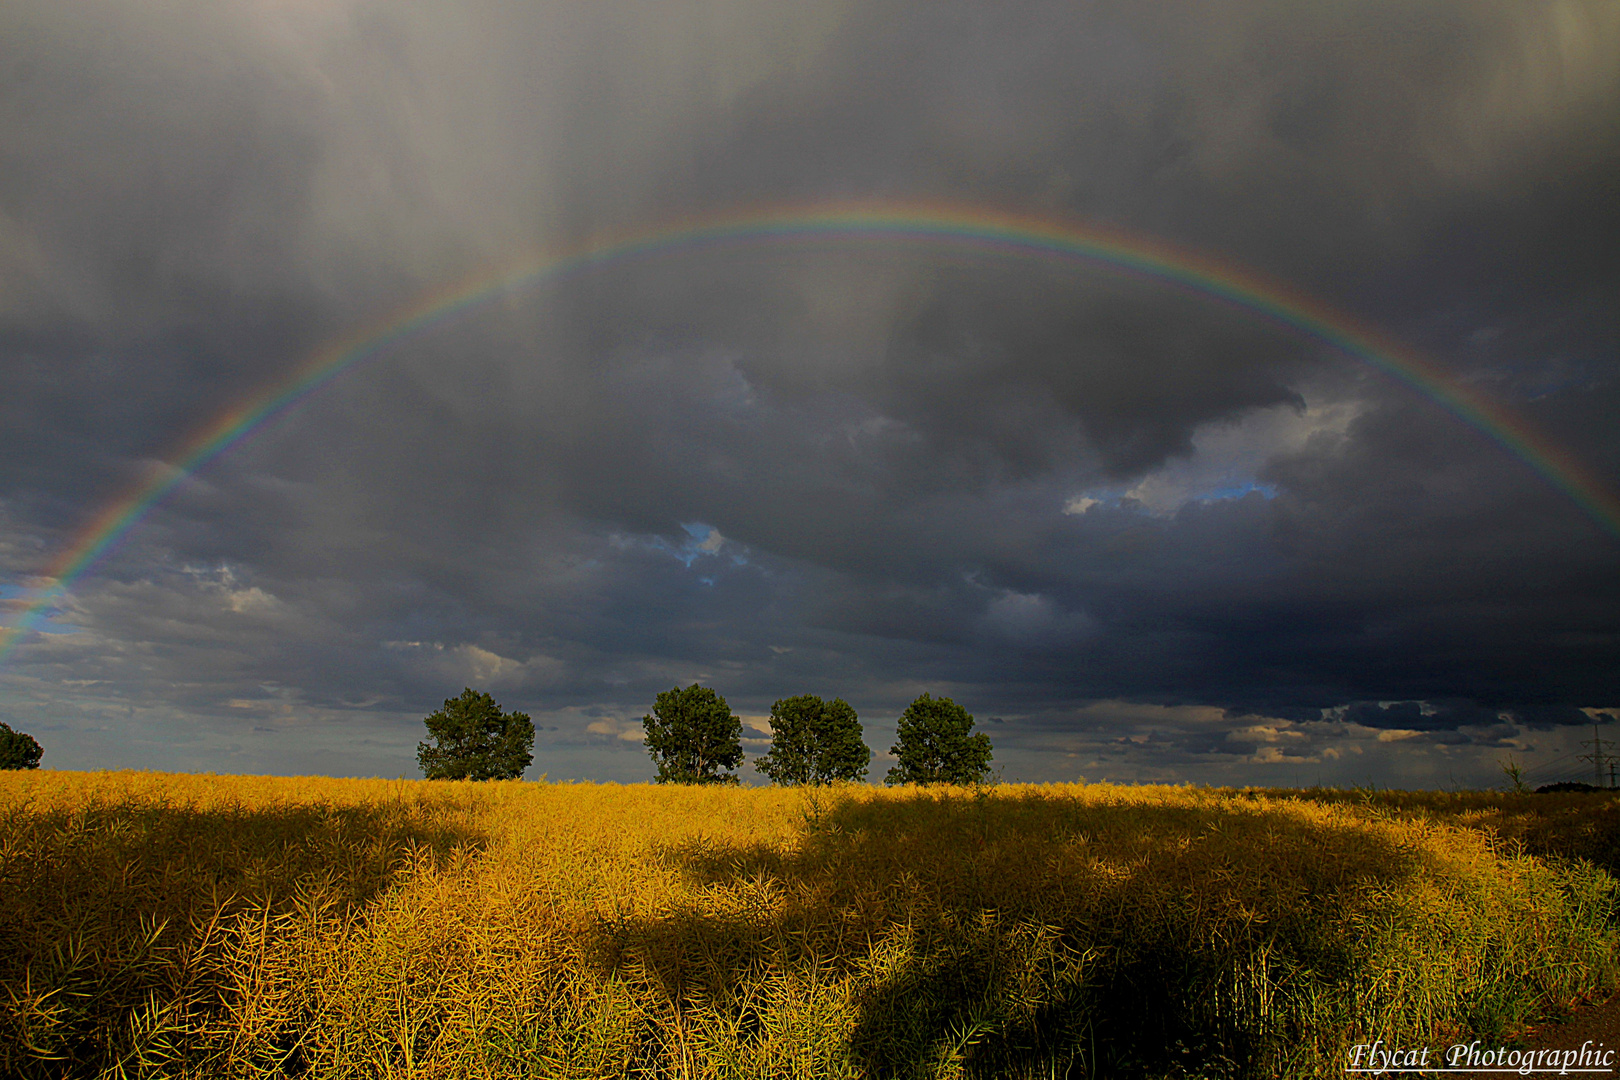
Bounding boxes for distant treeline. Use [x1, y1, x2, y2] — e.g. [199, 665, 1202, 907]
[418, 684, 995, 786]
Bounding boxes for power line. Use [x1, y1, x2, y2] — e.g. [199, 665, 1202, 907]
[1514, 749, 1587, 782]
[1577, 723, 1617, 789]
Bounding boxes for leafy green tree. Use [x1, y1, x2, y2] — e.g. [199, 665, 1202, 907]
[643, 684, 743, 784]
[0, 722, 43, 770]
[885, 693, 993, 785]
[756, 694, 870, 785]
[417, 688, 535, 780]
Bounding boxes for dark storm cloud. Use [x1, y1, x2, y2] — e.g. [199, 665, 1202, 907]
[1, 0, 1616, 784]
[1338, 701, 1617, 734]
[1339, 700, 1501, 732]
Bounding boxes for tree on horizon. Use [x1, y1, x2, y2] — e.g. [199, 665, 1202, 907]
[643, 684, 743, 784]
[417, 688, 535, 780]
[885, 693, 993, 785]
[756, 694, 869, 785]
[0, 722, 43, 770]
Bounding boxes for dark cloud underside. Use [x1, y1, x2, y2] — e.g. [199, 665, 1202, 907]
[1, 0, 1616, 786]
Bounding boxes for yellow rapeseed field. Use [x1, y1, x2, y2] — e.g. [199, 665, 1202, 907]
[2, 771, 1616, 1079]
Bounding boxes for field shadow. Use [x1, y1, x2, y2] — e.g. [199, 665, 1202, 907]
[3, 796, 489, 925]
[587, 790, 1455, 1079]
[0, 796, 489, 1078]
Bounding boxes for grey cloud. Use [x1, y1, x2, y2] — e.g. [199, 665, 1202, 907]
[1, 0, 1616, 787]
[1340, 700, 1497, 732]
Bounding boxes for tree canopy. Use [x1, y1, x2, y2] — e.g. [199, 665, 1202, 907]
[885, 693, 993, 785]
[416, 688, 535, 780]
[755, 694, 869, 785]
[643, 683, 743, 784]
[0, 722, 43, 770]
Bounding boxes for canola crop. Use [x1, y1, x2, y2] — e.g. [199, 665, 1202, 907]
[2, 771, 1616, 1079]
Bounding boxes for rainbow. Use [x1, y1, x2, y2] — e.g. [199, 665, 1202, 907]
[3, 200, 1617, 661]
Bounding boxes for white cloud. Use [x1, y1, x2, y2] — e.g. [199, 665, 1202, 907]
[1227, 722, 1305, 744]
[456, 644, 524, 685]
[586, 716, 646, 742]
[224, 586, 278, 613]
[1062, 496, 1101, 516]
[384, 640, 564, 689]
[180, 563, 282, 615]
[1065, 397, 1363, 517]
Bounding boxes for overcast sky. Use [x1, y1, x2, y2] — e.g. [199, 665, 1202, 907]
[2, 0, 1617, 788]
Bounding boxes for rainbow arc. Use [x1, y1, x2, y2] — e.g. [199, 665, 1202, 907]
[3, 201, 1616, 662]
